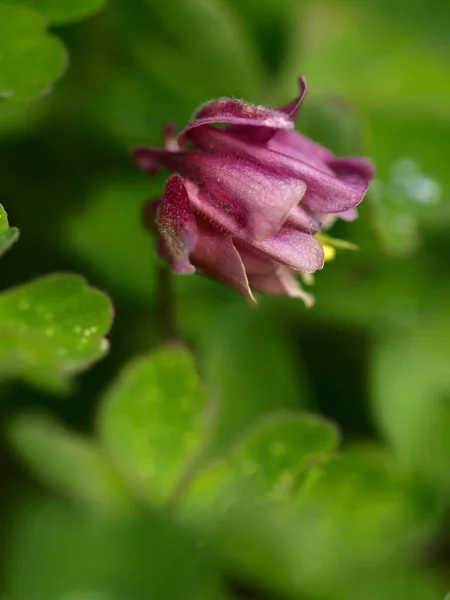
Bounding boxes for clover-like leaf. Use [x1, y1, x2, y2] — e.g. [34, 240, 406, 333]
[8, 413, 128, 510]
[0, 274, 113, 391]
[98, 345, 208, 504]
[0, 4, 67, 101]
[209, 446, 438, 600]
[0, 203, 19, 258]
[3, 0, 107, 24]
[186, 413, 339, 511]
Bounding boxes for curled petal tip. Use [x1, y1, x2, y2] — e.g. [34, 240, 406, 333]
[278, 75, 308, 121]
[133, 147, 165, 175]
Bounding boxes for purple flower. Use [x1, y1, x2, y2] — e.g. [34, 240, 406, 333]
[133, 77, 374, 305]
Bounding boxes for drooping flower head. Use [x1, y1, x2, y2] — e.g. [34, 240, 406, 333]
[133, 77, 374, 306]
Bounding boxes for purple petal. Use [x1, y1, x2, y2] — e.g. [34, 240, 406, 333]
[336, 207, 358, 221]
[234, 244, 278, 277]
[187, 125, 370, 214]
[253, 229, 324, 273]
[137, 147, 306, 241]
[133, 147, 165, 176]
[249, 266, 315, 306]
[327, 157, 375, 181]
[192, 216, 255, 301]
[178, 99, 294, 148]
[156, 175, 198, 274]
[268, 130, 334, 172]
[286, 205, 321, 234]
[225, 76, 308, 146]
[183, 181, 324, 273]
[276, 75, 308, 121]
[163, 123, 180, 151]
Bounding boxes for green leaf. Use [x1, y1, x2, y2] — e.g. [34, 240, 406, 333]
[3, 0, 107, 24]
[0, 4, 66, 101]
[64, 178, 159, 300]
[372, 315, 450, 491]
[0, 203, 19, 258]
[209, 446, 438, 599]
[8, 413, 129, 510]
[186, 413, 339, 512]
[98, 345, 208, 504]
[5, 496, 217, 600]
[305, 446, 436, 549]
[0, 274, 113, 391]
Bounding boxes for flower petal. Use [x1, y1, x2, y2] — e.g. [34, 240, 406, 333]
[268, 129, 334, 172]
[178, 99, 294, 147]
[276, 75, 308, 121]
[191, 216, 255, 301]
[327, 157, 375, 181]
[224, 76, 308, 146]
[255, 229, 324, 273]
[234, 243, 277, 277]
[336, 207, 358, 222]
[156, 175, 198, 274]
[183, 181, 324, 273]
[249, 266, 315, 307]
[139, 148, 306, 241]
[187, 125, 370, 214]
[133, 147, 166, 175]
[286, 205, 321, 233]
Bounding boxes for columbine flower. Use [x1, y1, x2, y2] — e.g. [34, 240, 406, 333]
[133, 77, 374, 306]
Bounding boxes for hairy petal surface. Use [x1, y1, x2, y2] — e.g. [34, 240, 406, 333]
[225, 76, 308, 145]
[156, 175, 197, 274]
[178, 99, 294, 147]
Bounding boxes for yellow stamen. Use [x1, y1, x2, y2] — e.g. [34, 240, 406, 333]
[322, 244, 336, 262]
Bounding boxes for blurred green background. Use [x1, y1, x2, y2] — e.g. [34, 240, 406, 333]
[1, 0, 450, 598]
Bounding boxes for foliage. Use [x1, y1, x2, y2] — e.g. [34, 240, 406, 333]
[1, 0, 450, 599]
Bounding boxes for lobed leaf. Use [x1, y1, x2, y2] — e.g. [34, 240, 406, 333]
[0, 4, 66, 101]
[98, 345, 208, 504]
[0, 274, 113, 391]
[185, 413, 339, 512]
